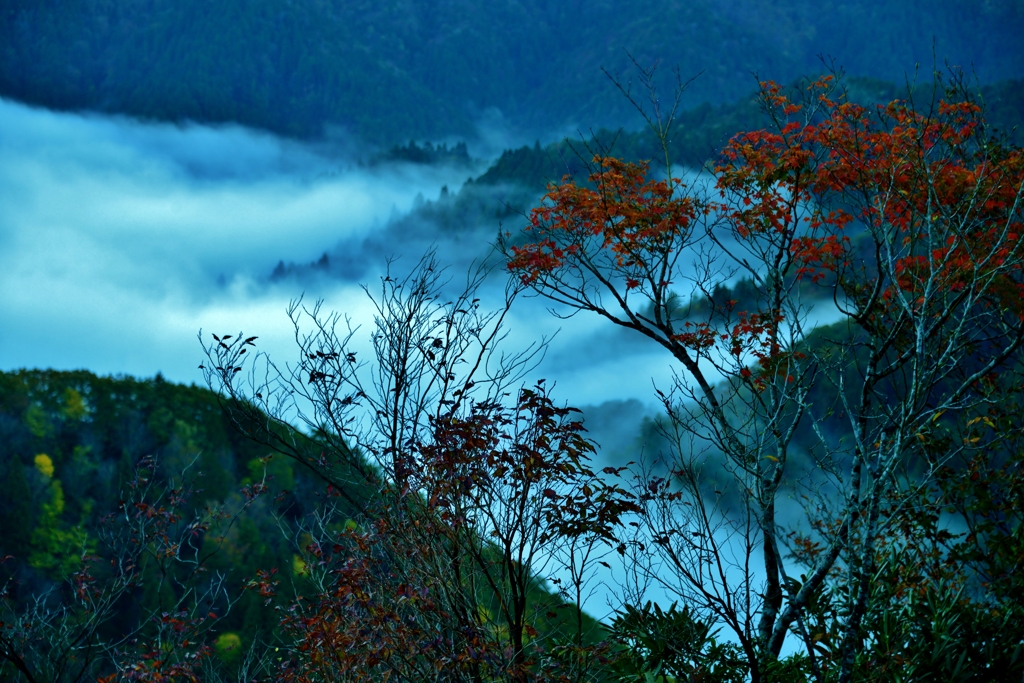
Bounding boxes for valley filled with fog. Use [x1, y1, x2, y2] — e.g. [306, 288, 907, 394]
[3, 2, 1022, 675]
[0, 97, 679, 465]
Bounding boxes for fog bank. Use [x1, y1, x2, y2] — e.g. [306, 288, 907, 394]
[0, 99, 674, 449]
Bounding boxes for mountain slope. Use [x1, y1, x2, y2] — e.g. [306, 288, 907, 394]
[2, 0, 1021, 145]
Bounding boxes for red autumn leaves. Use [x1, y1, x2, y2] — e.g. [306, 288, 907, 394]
[508, 75, 1024, 374]
[507, 156, 699, 291]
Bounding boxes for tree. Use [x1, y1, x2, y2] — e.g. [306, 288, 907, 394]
[503, 66, 1024, 682]
[203, 253, 639, 683]
[4, 64, 1023, 683]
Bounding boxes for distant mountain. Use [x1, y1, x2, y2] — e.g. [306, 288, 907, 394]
[269, 74, 1024, 283]
[2, 0, 1021, 146]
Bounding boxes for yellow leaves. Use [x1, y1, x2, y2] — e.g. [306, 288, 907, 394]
[214, 632, 242, 663]
[960, 414, 996, 445]
[35, 453, 55, 478]
[62, 387, 88, 421]
[30, 472, 91, 577]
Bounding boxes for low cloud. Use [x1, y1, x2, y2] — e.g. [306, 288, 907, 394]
[0, 99, 475, 381]
[0, 98, 677, 472]
[2, 99, 837, 639]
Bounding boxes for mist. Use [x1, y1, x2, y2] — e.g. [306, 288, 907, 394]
[0, 99, 679, 458]
[0, 97, 833, 650]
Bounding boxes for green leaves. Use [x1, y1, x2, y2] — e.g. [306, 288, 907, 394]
[608, 601, 747, 683]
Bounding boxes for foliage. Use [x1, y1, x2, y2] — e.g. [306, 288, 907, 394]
[608, 601, 748, 683]
[4, 61, 1024, 683]
[203, 253, 638, 683]
[373, 140, 475, 168]
[27, 460, 91, 578]
[504, 66, 1024, 682]
[0, 370, 324, 681]
[213, 632, 242, 667]
[840, 419, 1024, 682]
[2, 455, 244, 683]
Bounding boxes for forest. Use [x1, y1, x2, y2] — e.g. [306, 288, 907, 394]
[2, 0, 1023, 144]
[2, 65, 1024, 682]
[2, 1, 1024, 681]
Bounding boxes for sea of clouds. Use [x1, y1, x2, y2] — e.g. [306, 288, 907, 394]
[0, 98, 679, 438]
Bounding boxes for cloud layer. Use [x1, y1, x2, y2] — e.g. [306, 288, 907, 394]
[0, 100, 473, 382]
[0, 99, 679, 425]
[0, 100, 833, 646]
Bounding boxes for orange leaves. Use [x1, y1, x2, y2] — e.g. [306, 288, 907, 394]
[507, 238, 568, 284]
[507, 70, 1024, 411]
[719, 79, 999, 231]
[730, 310, 786, 360]
[507, 156, 698, 285]
[670, 321, 717, 351]
[509, 74, 1023, 317]
[713, 74, 1024, 318]
[715, 123, 819, 242]
[790, 234, 849, 282]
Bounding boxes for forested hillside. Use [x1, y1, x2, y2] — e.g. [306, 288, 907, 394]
[275, 75, 1024, 282]
[0, 367, 602, 681]
[0, 370, 319, 648]
[1, 0, 1021, 145]
[2, 3, 1024, 678]
[469, 76, 1024, 190]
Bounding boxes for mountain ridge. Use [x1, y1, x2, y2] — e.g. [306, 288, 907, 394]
[3, 0, 1021, 146]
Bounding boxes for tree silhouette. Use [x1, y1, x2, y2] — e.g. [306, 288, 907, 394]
[504, 65, 1024, 682]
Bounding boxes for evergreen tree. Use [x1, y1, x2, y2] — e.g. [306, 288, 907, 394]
[0, 456, 32, 559]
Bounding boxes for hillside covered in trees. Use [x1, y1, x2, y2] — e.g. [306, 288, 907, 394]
[0, 362, 606, 681]
[1, 0, 1022, 145]
[0, 370, 315, 651]
[2, 2, 1024, 680]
